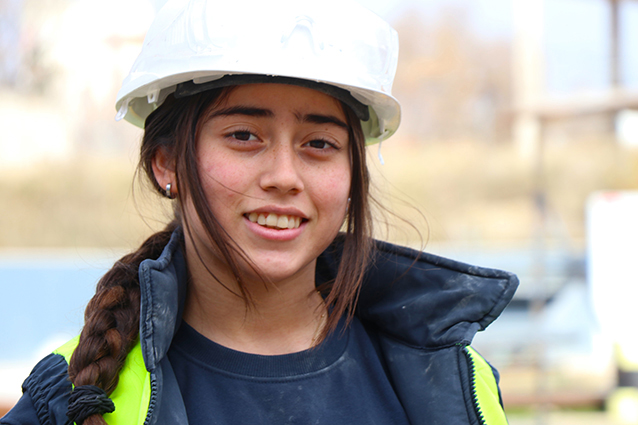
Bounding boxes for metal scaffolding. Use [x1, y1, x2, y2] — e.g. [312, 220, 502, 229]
[512, 0, 638, 155]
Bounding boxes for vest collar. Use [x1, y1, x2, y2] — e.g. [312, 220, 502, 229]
[138, 228, 188, 371]
[137, 229, 518, 370]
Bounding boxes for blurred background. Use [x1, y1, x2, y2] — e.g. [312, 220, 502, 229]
[1, 0, 638, 423]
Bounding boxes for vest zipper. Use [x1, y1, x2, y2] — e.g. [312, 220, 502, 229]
[465, 347, 487, 425]
[143, 372, 159, 425]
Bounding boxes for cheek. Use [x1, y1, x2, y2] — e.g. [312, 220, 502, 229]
[315, 165, 351, 214]
[198, 151, 250, 200]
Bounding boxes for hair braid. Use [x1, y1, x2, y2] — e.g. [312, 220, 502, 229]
[67, 221, 178, 424]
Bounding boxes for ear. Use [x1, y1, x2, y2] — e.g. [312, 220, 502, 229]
[151, 147, 177, 195]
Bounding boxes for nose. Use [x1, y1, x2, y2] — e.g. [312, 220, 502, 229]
[259, 144, 304, 194]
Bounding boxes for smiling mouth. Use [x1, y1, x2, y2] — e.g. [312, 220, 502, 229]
[246, 212, 304, 230]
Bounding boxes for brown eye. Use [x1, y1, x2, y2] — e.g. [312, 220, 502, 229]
[306, 140, 333, 150]
[232, 131, 256, 141]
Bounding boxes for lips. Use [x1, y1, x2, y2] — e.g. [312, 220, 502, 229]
[246, 212, 303, 230]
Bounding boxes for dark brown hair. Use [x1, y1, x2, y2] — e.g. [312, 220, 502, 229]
[68, 86, 373, 424]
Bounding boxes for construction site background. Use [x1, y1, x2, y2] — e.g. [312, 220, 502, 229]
[2, 1, 638, 423]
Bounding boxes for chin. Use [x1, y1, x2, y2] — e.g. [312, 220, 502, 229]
[246, 257, 315, 284]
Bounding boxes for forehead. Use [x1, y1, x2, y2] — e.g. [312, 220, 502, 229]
[214, 83, 347, 119]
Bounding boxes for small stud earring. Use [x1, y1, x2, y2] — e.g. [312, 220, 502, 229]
[165, 183, 174, 199]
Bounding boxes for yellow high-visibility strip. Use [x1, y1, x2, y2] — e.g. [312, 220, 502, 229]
[54, 337, 151, 425]
[466, 346, 508, 425]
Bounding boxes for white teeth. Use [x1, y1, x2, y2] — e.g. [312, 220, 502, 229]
[277, 215, 289, 228]
[266, 213, 278, 227]
[247, 212, 302, 229]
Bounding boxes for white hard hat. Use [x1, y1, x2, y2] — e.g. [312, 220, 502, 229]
[115, 0, 400, 144]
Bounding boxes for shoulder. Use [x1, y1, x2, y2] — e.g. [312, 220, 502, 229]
[1, 353, 72, 425]
[321, 238, 518, 348]
[365, 331, 508, 425]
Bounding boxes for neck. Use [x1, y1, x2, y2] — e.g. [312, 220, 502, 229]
[181, 238, 327, 355]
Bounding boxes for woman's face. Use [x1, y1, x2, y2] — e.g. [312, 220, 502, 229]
[188, 83, 352, 284]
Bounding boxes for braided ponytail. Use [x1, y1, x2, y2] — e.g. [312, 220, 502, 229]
[67, 221, 177, 424]
[62, 89, 221, 425]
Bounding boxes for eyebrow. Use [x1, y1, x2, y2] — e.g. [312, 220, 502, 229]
[208, 106, 274, 119]
[300, 113, 348, 130]
[208, 105, 348, 130]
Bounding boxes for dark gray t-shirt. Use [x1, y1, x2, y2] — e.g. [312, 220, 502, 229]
[167, 316, 410, 424]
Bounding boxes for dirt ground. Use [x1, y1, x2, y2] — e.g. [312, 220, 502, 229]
[508, 411, 618, 425]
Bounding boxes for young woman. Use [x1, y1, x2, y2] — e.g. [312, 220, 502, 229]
[1, 1, 518, 424]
